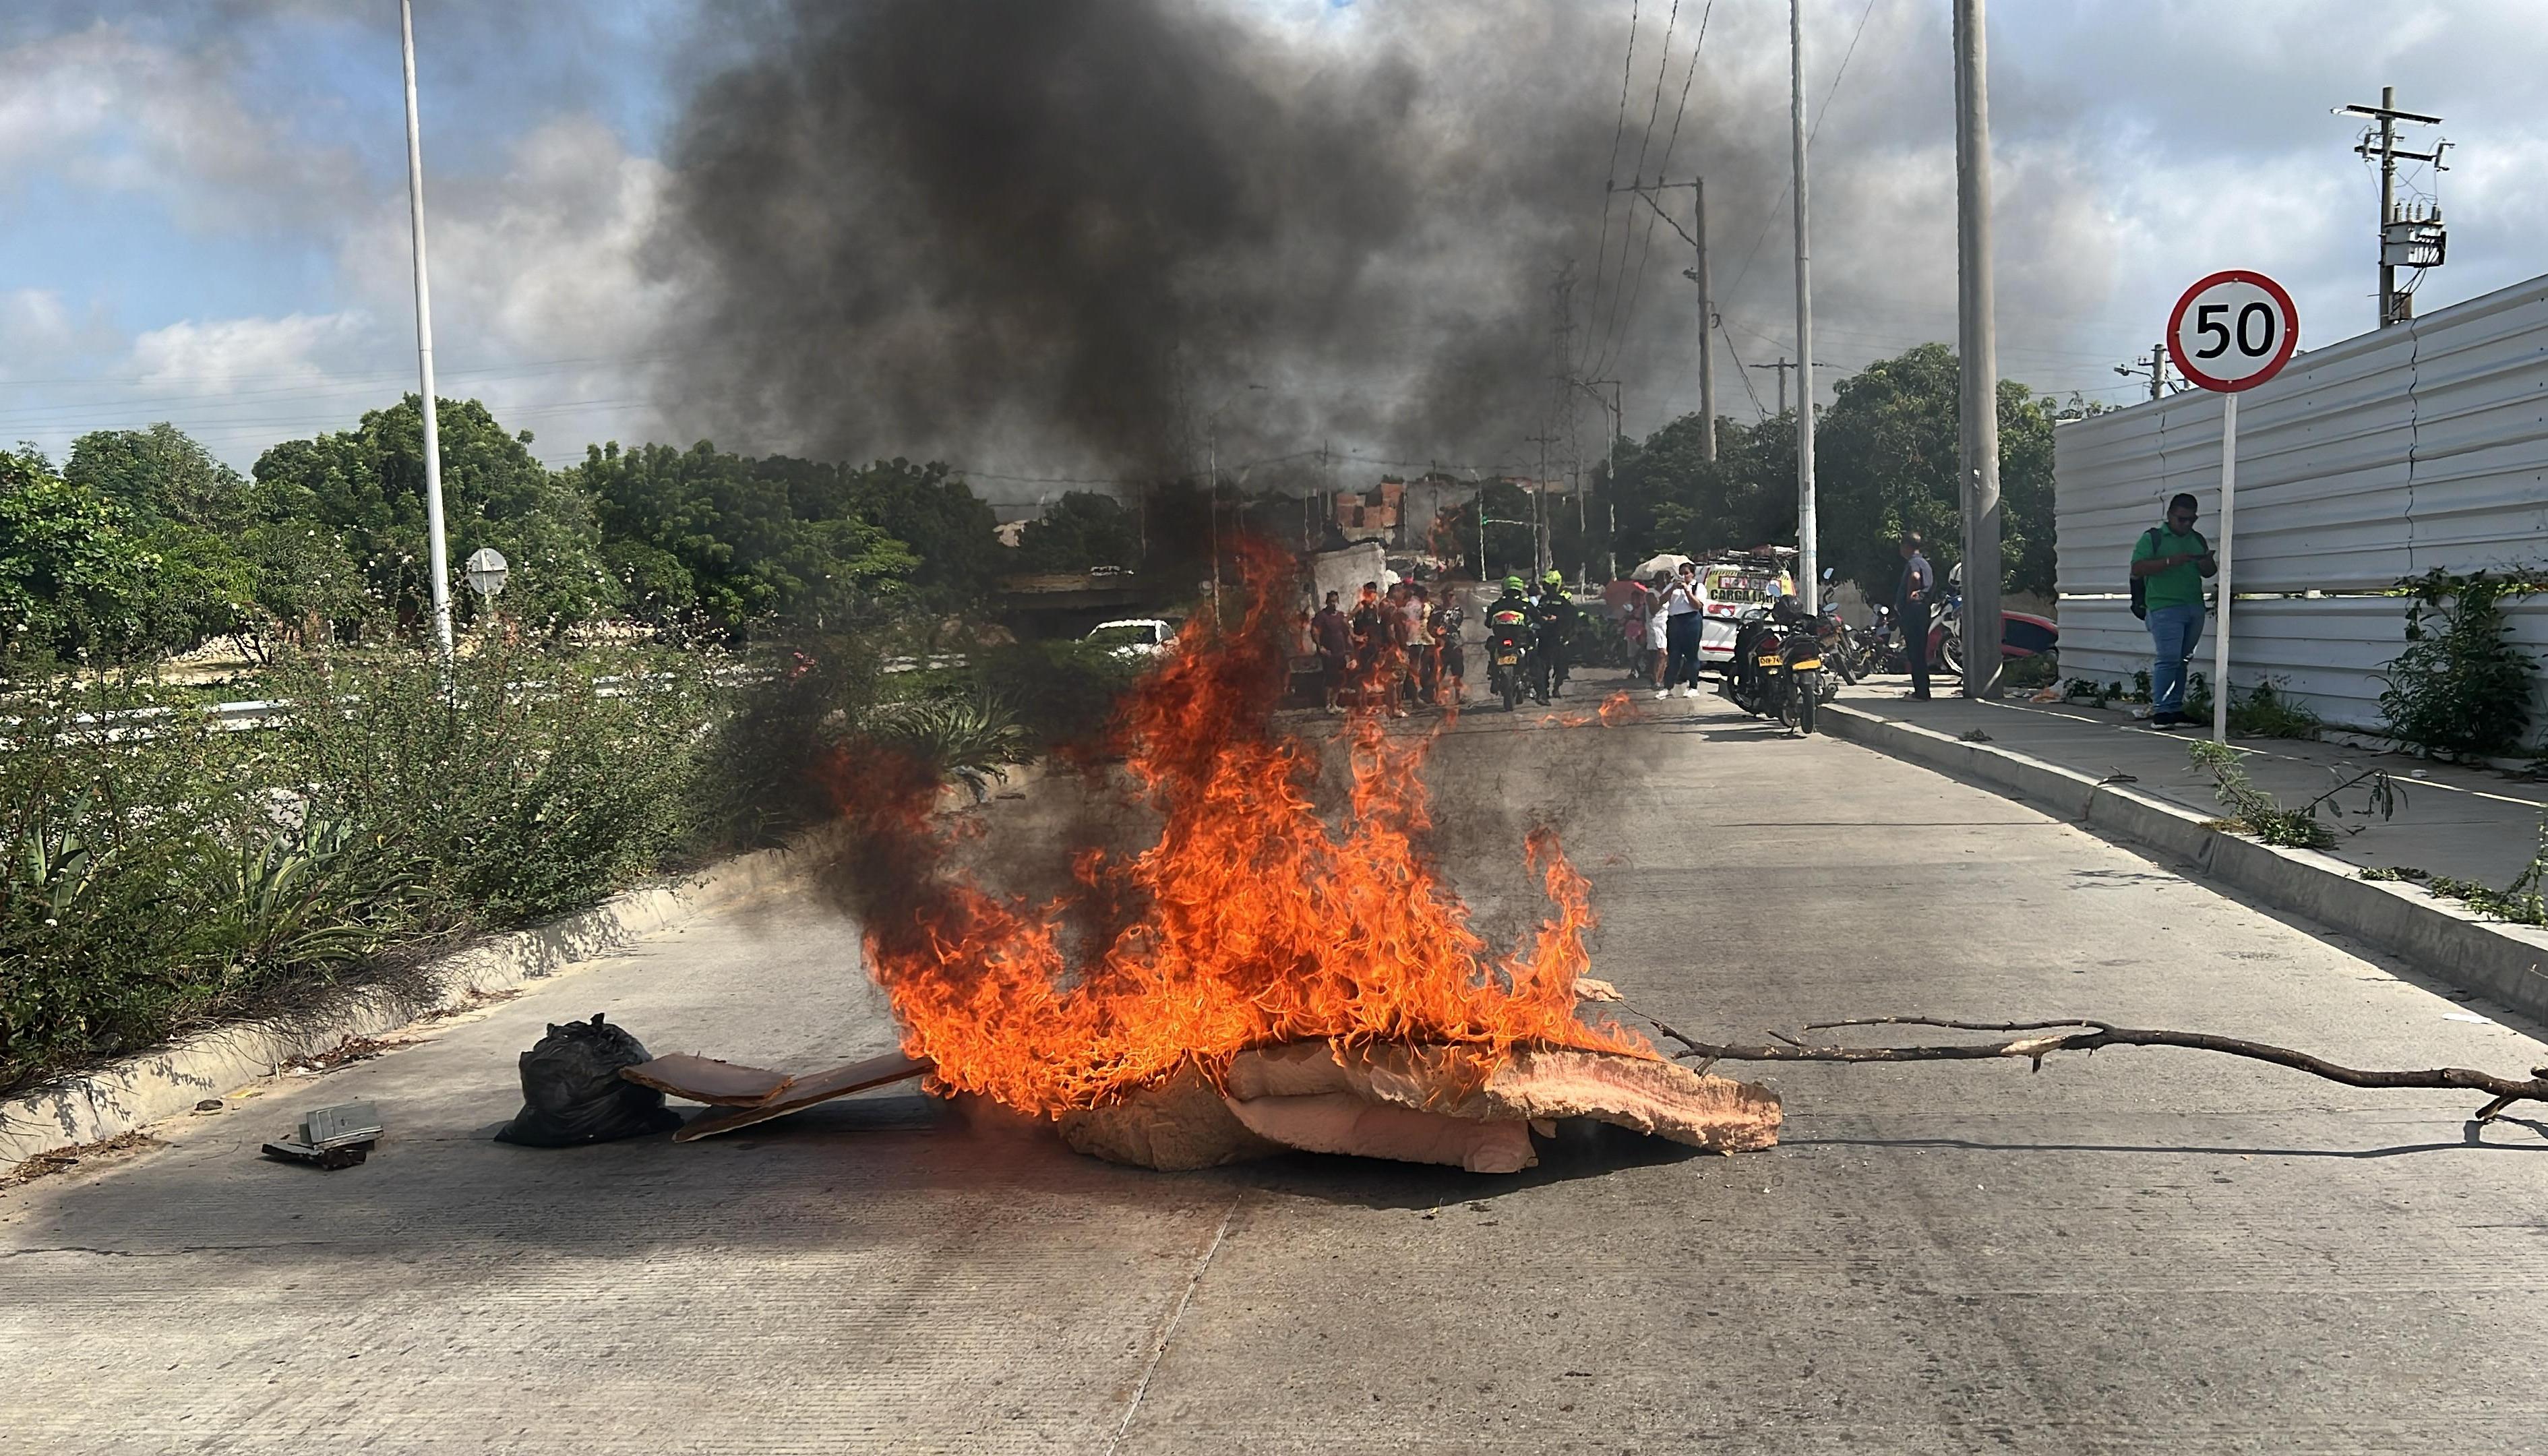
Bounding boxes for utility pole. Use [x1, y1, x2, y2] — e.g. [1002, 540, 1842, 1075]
[2115, 342, 2170, 402]
[1953, 0, 2002, 700]
[398, 0, 452, 659]
[1541, 265, 1578, 579]
[2339, 87, 2449, 330]
[1618, 176, 1718, 461]
[1526, 433, 1561, 576]
[1751, 357, 1796, 416]
[1695, 179, 1716, 462]
[1573, 378, 1624, 582]
[1788, 0, 1819, 615]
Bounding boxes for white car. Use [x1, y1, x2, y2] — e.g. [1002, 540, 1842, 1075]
[1084, 618, 1177, 660]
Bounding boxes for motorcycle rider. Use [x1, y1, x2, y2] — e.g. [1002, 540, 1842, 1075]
[1529, 569, 1577, 703]
[1486, 576, 1534, 704]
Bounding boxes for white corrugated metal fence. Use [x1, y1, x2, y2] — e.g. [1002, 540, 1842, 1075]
[2055, 272, 2548, 734]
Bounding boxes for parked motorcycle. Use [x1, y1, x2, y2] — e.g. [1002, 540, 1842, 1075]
[1720, 597, 1823, 734]
[1856, 603, 1906, 675]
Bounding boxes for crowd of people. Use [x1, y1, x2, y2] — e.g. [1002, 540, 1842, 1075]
[1300, 570, 1596, 715]
[1306, 578, 1467, 716]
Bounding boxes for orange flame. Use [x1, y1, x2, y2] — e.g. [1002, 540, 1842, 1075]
[827, 545, 1645, 1114]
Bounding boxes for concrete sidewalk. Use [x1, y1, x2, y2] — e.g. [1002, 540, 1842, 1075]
[1825, 674, 2548, 1022]
[1837, 679, 2547, 886]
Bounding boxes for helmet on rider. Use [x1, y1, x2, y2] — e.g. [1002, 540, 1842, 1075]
[1542, 570, 1564, 586]
[1502, 575, 1527, 594]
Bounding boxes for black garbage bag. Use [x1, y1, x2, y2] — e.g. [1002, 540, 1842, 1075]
[494, 1013, 685, 1147]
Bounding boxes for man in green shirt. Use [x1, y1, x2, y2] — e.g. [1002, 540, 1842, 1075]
[2129, 491, 2218, 728]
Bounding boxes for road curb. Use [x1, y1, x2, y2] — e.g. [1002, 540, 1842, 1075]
[1821, 704, 2548, 1025]
[0, 830, 840, 1168]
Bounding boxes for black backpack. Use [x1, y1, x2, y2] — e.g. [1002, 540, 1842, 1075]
[2127, 527, 2163, 621]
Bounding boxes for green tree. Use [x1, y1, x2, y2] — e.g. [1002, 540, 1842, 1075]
[65, 423, 253, 534]
[1015, 490, 1140, 573]
[0, 447, 158, 663]
[253, 396, 619, 633]
[572, 441, 918, 632]
[1813, 343, 2057, 598]
[845, 458, 1002, 601]
[1600, 413, 1794, 571]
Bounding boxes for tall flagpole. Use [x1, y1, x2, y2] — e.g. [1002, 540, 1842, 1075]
[400, 0, 453, 657]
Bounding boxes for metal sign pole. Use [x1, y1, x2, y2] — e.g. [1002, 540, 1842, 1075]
[2212, 391, 2237, 744]
[399, 0, 452, 661]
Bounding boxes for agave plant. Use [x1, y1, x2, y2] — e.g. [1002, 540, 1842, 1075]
[208, 810, 421, 985]
[856, 693, 1035, 801]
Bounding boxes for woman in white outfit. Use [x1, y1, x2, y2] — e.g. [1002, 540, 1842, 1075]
[1658, 562, 1705, 697]
[1642, 575, 1670, 691]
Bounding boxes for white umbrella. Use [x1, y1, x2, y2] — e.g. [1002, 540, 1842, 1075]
[1631, 552, 1692, 581]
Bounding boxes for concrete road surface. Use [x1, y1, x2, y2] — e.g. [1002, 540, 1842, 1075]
[8, 690, 2547, 1454]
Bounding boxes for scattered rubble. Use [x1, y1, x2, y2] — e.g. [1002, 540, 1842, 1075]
[279, 1035, 402, 1075]
[2, 1131, 164, 1193]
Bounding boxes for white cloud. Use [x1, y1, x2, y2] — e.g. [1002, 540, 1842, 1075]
[128, 310, 369, 386]
[0, 22, 359, 230]
[335, 115, 683, 462]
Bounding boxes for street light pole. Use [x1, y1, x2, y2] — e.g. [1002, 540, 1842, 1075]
[399, 0, 452, 659]
[1205, 384, 1264, 607]
[1789, 0, 1819, 616]
[1954, 0, 2003, 699]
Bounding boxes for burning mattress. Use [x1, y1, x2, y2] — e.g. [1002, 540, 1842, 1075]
[627, 1038, 1780, 1173]
[1058, 1041, 1781, 1172]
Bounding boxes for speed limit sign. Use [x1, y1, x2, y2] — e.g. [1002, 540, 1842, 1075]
[2162, 268, 2299, 747]
[2166, 270, 2299, 393]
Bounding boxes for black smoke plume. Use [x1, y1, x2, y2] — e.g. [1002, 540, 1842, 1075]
[655, 0, 1773, 483]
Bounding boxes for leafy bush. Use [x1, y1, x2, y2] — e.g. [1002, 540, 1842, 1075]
[2186, 739, 2399, 849]
[965, 639, 1145, 751]
[267, 642, 710, 925]
[2224, 679, 2321, 739]
[2001, 653, 2058, 692]
[0, 643, 713, 1093]
[692, 635, 888, 851]
[2379, 568, 2540, 759]
[1, 683, 249, 1075]
[861, 694, 1033, 801]
[0, 619, 1136, 1093]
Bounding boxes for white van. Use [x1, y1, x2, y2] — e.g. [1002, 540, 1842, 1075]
[1695, 557, 1795, 669]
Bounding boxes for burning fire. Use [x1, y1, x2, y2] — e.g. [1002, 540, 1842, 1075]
[825, 546, 1647, 1116]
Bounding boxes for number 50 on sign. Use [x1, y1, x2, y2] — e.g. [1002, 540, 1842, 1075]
[2166, 270, 2299, 393]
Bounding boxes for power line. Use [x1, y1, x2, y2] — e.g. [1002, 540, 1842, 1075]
[1589, 0, 1682, 380]
[1722, 0, 1879, 307]
[1590, 2, 1716, 386]
[1715, 321, 1770, 419]
[1581, 0, 1643, 378]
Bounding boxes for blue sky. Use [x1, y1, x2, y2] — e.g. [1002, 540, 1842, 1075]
[8, 2, 2548, 502]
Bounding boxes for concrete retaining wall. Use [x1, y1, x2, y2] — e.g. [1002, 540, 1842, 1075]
[0, 832, 839, 1167]
[1821, 704, 2548, 1027]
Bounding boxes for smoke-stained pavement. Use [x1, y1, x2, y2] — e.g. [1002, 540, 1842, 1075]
[6, 694, 2546, 1453]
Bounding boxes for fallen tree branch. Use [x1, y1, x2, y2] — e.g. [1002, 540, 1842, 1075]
[1620, 1006, 2548, 1123]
